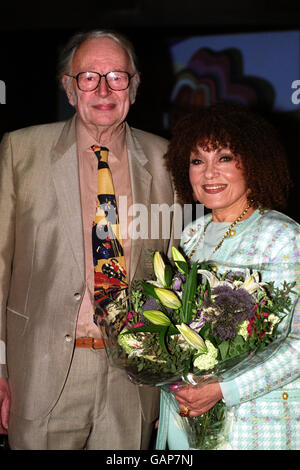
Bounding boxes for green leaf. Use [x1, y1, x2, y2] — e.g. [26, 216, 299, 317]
[181, 261, 198, 323]
[175, 261, 188, 275]
[140, 281, 159, 299]
[159, 326, 169, 354]
[199, 322, 212, 339]
[228, 335, 248, 358]
[164, 264, 173, 287]
[205, 278, 211, 299]
[218, 340, 229, 361]
[172, 247, 188, 274]
[166, 324, 179, 336]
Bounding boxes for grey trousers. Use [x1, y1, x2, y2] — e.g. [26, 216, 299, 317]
[8, 348, 155, 450]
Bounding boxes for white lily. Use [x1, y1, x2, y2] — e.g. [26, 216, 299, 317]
[266, 313, 280, 334]
[235, 269, 266, 294]
[176, 323, 207, 353]
[197, 269, 232, 289]
[118, 329, 144, 354]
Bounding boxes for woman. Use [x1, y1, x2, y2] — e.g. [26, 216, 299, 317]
[156, 102, 300, 450]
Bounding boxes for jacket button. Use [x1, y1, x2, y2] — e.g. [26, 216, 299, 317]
[74, 293, 81, 300]
[65, 334, 72, 343]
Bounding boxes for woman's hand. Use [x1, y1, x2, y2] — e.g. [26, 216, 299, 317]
[175, 382, 223, 417]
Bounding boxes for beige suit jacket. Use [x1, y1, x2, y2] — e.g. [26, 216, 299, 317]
[0, 116, 180, 430]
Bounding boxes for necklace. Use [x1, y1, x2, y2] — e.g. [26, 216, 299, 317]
[187, 203, 252, 261]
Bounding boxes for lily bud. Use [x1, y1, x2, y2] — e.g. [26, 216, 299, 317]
[153, 251, 166, 287]
[176, 323, 207, 352]
[155, 288, 182, 309]
[143, 309, 171, 326]
[172, 246, 187, 274]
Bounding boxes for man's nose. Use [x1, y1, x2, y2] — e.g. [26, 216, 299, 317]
[96, 76, 111, 96]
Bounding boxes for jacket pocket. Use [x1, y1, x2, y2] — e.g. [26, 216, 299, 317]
[6, 307, 29, 337]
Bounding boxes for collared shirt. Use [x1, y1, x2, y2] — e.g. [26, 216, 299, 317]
[75, 117, 132, 338]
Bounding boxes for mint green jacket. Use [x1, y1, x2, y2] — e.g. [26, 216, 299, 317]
[156, 209, 300, 450]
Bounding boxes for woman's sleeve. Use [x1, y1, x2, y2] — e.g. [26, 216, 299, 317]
[220, 223, 300, 407]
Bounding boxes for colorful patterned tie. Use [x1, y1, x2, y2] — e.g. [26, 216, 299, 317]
[91, 145, 128, 315]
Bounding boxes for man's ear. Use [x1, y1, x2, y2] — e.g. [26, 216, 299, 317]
[129, 74, 140, 104]
[62, 76, 76, 107]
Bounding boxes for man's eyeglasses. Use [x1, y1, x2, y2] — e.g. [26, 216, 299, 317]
[65, 71, 134, 92]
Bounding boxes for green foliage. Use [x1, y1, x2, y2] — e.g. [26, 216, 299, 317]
[181, 261, 198, 324]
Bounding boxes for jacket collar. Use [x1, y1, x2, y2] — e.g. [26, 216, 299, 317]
[125, 124, 152, 282]
[51, 115, 85, 280]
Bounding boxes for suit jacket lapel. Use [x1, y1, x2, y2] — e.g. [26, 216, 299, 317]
[51, 115, 85, 279]
[126, 124, 152, 283]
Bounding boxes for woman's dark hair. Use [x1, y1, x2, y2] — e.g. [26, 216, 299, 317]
[165, 101, 292, 210]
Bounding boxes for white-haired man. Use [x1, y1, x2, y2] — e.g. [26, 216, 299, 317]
[0, 29, 179, 449]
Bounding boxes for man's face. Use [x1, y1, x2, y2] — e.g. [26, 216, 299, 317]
[63, 37, 137, 133]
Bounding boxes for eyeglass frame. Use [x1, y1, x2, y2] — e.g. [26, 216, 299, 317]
[65, 70, 135, 92]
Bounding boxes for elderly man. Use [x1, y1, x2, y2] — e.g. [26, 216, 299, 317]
[0, 29, 179, 449]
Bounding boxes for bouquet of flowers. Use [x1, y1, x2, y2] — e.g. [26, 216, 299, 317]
[94, 247, 296, 449]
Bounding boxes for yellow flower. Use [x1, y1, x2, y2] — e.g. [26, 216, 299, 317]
[155, 288, 182, 309]
[176, 323, 207, 353]
[266, 313, 280, 334]
[172, 246, 187, 273]
[143, 309, 171, 326]
[153, 251, 166, 287]
[237, 320, 249, 341]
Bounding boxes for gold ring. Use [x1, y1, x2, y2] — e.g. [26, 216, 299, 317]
[179, 406, 189, 417]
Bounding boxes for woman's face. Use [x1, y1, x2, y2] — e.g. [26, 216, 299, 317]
[189, 144, 249, 221]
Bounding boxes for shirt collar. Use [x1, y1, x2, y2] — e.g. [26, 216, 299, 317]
[75, 115, 126, 161]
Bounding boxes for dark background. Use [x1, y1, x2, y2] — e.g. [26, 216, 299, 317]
[0, 0, 299, 216]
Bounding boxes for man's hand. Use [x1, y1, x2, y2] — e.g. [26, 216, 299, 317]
[175, 382, 223, 417]
[0, 378, 10, 434]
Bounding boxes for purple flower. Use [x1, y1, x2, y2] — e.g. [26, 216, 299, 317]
[202, 285, 255, 341]
[171, 273, 185, 292]
[189, 310, 206, 332]
[142, 298, 161, 311]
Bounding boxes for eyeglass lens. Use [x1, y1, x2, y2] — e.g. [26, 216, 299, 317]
[77, 71, 130, 91]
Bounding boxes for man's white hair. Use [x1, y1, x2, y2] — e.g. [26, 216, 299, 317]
[58, 29, 140, 103]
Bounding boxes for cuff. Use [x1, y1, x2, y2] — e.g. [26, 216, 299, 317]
[220, 379, 240, 407]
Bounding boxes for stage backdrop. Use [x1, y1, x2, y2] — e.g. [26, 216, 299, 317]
[164, 30, 300, 128]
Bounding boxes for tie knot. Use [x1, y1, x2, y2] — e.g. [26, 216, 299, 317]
[91, 145, 109, 163]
